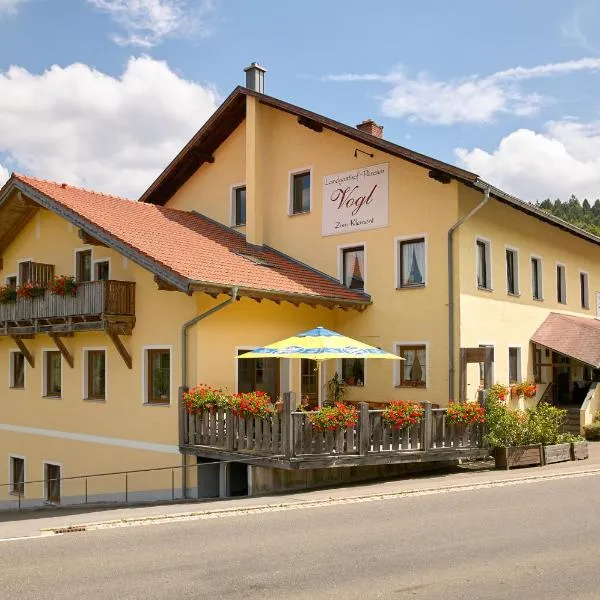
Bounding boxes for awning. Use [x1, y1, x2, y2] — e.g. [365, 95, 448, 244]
[531, 313, 600, 368]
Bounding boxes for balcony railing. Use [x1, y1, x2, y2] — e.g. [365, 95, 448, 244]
[0, 280, 135, 334]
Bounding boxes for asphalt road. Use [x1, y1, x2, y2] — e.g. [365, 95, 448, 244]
[2, 474, 600, 600]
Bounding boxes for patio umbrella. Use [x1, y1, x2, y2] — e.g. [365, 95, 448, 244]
[237, 326, 403, 406]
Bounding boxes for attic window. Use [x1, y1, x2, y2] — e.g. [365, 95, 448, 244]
[236, 251, 277, 268]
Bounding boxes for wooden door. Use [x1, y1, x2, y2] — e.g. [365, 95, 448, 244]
[46, 464, 61, 503]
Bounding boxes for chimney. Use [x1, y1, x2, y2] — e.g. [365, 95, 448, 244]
[356, 119, 383, 138]
[244, 62, 267, 93]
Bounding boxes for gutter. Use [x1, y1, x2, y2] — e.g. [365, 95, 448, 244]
[447, 184, 490, 401]
[179, 287, 238, 498]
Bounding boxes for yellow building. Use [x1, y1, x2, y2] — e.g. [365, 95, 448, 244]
[1, 64, 599, 504]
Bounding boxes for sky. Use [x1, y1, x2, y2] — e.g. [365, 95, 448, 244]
[1, 0, 600, 202]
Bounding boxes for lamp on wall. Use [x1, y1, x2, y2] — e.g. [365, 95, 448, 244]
[354, 148, 374, 158]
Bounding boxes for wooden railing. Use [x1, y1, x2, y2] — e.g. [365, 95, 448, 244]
[185, 400, 486, 459]
[0, 280, 135, 323]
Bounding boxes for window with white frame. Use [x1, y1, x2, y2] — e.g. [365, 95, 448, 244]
[476, 239, 491, 289]
[75, 249, 92, 282]
[9, 351, 25, 389]
[341, 358, 364, 387]
[505, 248, 519, 295]
[398, 238, 425, 288]
[10, 456, 25, 496]
[395, 344, 427, 388]
[580, 272, 589, 309]
[509, 347, 521, 384]
[84, 349, 106, 400]
[531, 257, 542, 300]
[341, 246, 365, 291]
[290, 171, 310, 214]
[232, 186, 246, 226]
[43, 351, 62, 398]
[94, 260, 110, 281]
[557, 264, 567, 304]
[145, 348, 171, 404]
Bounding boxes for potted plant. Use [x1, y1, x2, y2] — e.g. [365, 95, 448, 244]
[529, 402, 570, 464]
[325, 372, 347, 404]
[47, 275, 78, 297]
[307, 402, 358, 432]
[183, 385, 228, 414]
[382, 400, 424, 430]
[17, 281, 46, 299]
[229, 390, 274, 419]
[0, 284, 17, 304]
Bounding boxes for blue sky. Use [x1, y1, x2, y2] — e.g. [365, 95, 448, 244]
[1, 0, 600, 201]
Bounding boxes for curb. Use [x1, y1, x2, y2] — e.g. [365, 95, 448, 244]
[43, 463, 600, 534]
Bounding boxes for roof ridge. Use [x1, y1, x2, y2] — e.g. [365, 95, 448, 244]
[13, 173, 134, 202]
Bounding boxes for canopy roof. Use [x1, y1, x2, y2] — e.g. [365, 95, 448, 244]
[531, 313, 600, 368]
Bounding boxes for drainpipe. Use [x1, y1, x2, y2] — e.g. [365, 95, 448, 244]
[179, 287, 238, 498]
[448, 184, 490, 402]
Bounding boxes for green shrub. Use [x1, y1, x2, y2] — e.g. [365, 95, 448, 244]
[583, 423, 600, 441]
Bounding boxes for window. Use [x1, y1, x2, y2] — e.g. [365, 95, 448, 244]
[342, 246, 365, 291]
[291, 171, 310, 214]
[45, 463, 61, 503]
[341, 358, 364, 387]
[580, 272, 589, 309]
[531, 257, 542, 300]
[534, 347, 543, 384]
[10, 457, 24, 496]
[44, 351, 62, 397]
[399, 238, 425, 287]
[509, 347, 521, 384]
[18, 260, 31, 284]
[505, 248, 519, 295]
[146, 348, 171, 404]
[5, 275, 16, 288]
[233, 186, 246, 226]
[85, 350, 106, 400]
[94, 260, 110, 281]
[18, 261, 54, 285]
[397, 345, 427, 387]
[476, 239, 491, 289]
[300, 359, 318, 402]
[76, 249, 92, 282]
[557, 264, 566, 304]
[478, 344, 494, 388]
[10, 352, 25, 389]
[237, 350, 279, 402]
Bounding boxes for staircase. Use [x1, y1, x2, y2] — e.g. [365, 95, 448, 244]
[562, 405, 581, 435]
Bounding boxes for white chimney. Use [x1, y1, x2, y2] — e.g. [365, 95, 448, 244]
[244, 62, 267, 93]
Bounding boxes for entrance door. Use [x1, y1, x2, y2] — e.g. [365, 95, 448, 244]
[45, 464, 61, 503]
[553, 353, 571, 405]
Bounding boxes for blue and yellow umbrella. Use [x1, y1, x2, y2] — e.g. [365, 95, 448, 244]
[237, 326, 402, 362]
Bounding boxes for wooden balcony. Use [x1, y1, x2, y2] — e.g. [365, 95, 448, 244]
[0, 280, 135, 336]
[181, 396, 488, 469]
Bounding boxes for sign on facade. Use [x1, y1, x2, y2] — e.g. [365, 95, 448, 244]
[322, 163, 389, 236]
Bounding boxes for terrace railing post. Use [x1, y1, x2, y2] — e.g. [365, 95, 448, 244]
[226, 411, 235, 450]
[423, 401, 433, 450]
[282, 392, 294, 458]
[359, 402, 370, 456]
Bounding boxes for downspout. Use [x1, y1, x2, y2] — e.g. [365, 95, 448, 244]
[179, 287, 238, 498]
[448, 184, 490, 402]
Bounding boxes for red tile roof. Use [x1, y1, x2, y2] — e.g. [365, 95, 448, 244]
[11, 174, 370, 308]
[531, 312, 600, 367]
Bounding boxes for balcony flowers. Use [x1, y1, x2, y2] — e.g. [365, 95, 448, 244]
[510, 381, 538, 400]
[230, 390, 274, 419]
[47, 275, 78, 297]
[0, 284, 17, 304]
[308, 402, 358, 432]
[382, 400, 424, 429]
[486, 383, 509, 403]
[445, 401, 486, 425]
[16, 281, 46, 299]
[183, 385, 228, 414]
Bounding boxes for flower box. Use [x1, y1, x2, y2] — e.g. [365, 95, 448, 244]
[494, 444, 543, 470]
[542, 443, 571, 465]
[571, 440, 589, 461]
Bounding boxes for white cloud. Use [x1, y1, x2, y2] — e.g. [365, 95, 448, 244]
[0, 162, 8, 185]
[0, 56, 220, 197]
[456, 121, 600, 201]
[322, 58, 600, 125]
[562, 6, 600, 53]
[87, 0, 214, 47]
[0, 0, 31, 16]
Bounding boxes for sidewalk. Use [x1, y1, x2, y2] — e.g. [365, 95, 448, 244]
[2, 443, 600, 540]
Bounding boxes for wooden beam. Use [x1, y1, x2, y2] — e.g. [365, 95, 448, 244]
[107, 328, 132, 369]
[49, 333, 74, 368]
[153, 275, 178, 291]
[11, 336, 34, 367]
[78, 229, 108, 247]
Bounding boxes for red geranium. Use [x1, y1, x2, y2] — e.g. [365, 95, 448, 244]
[382, 400, 424, 429]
